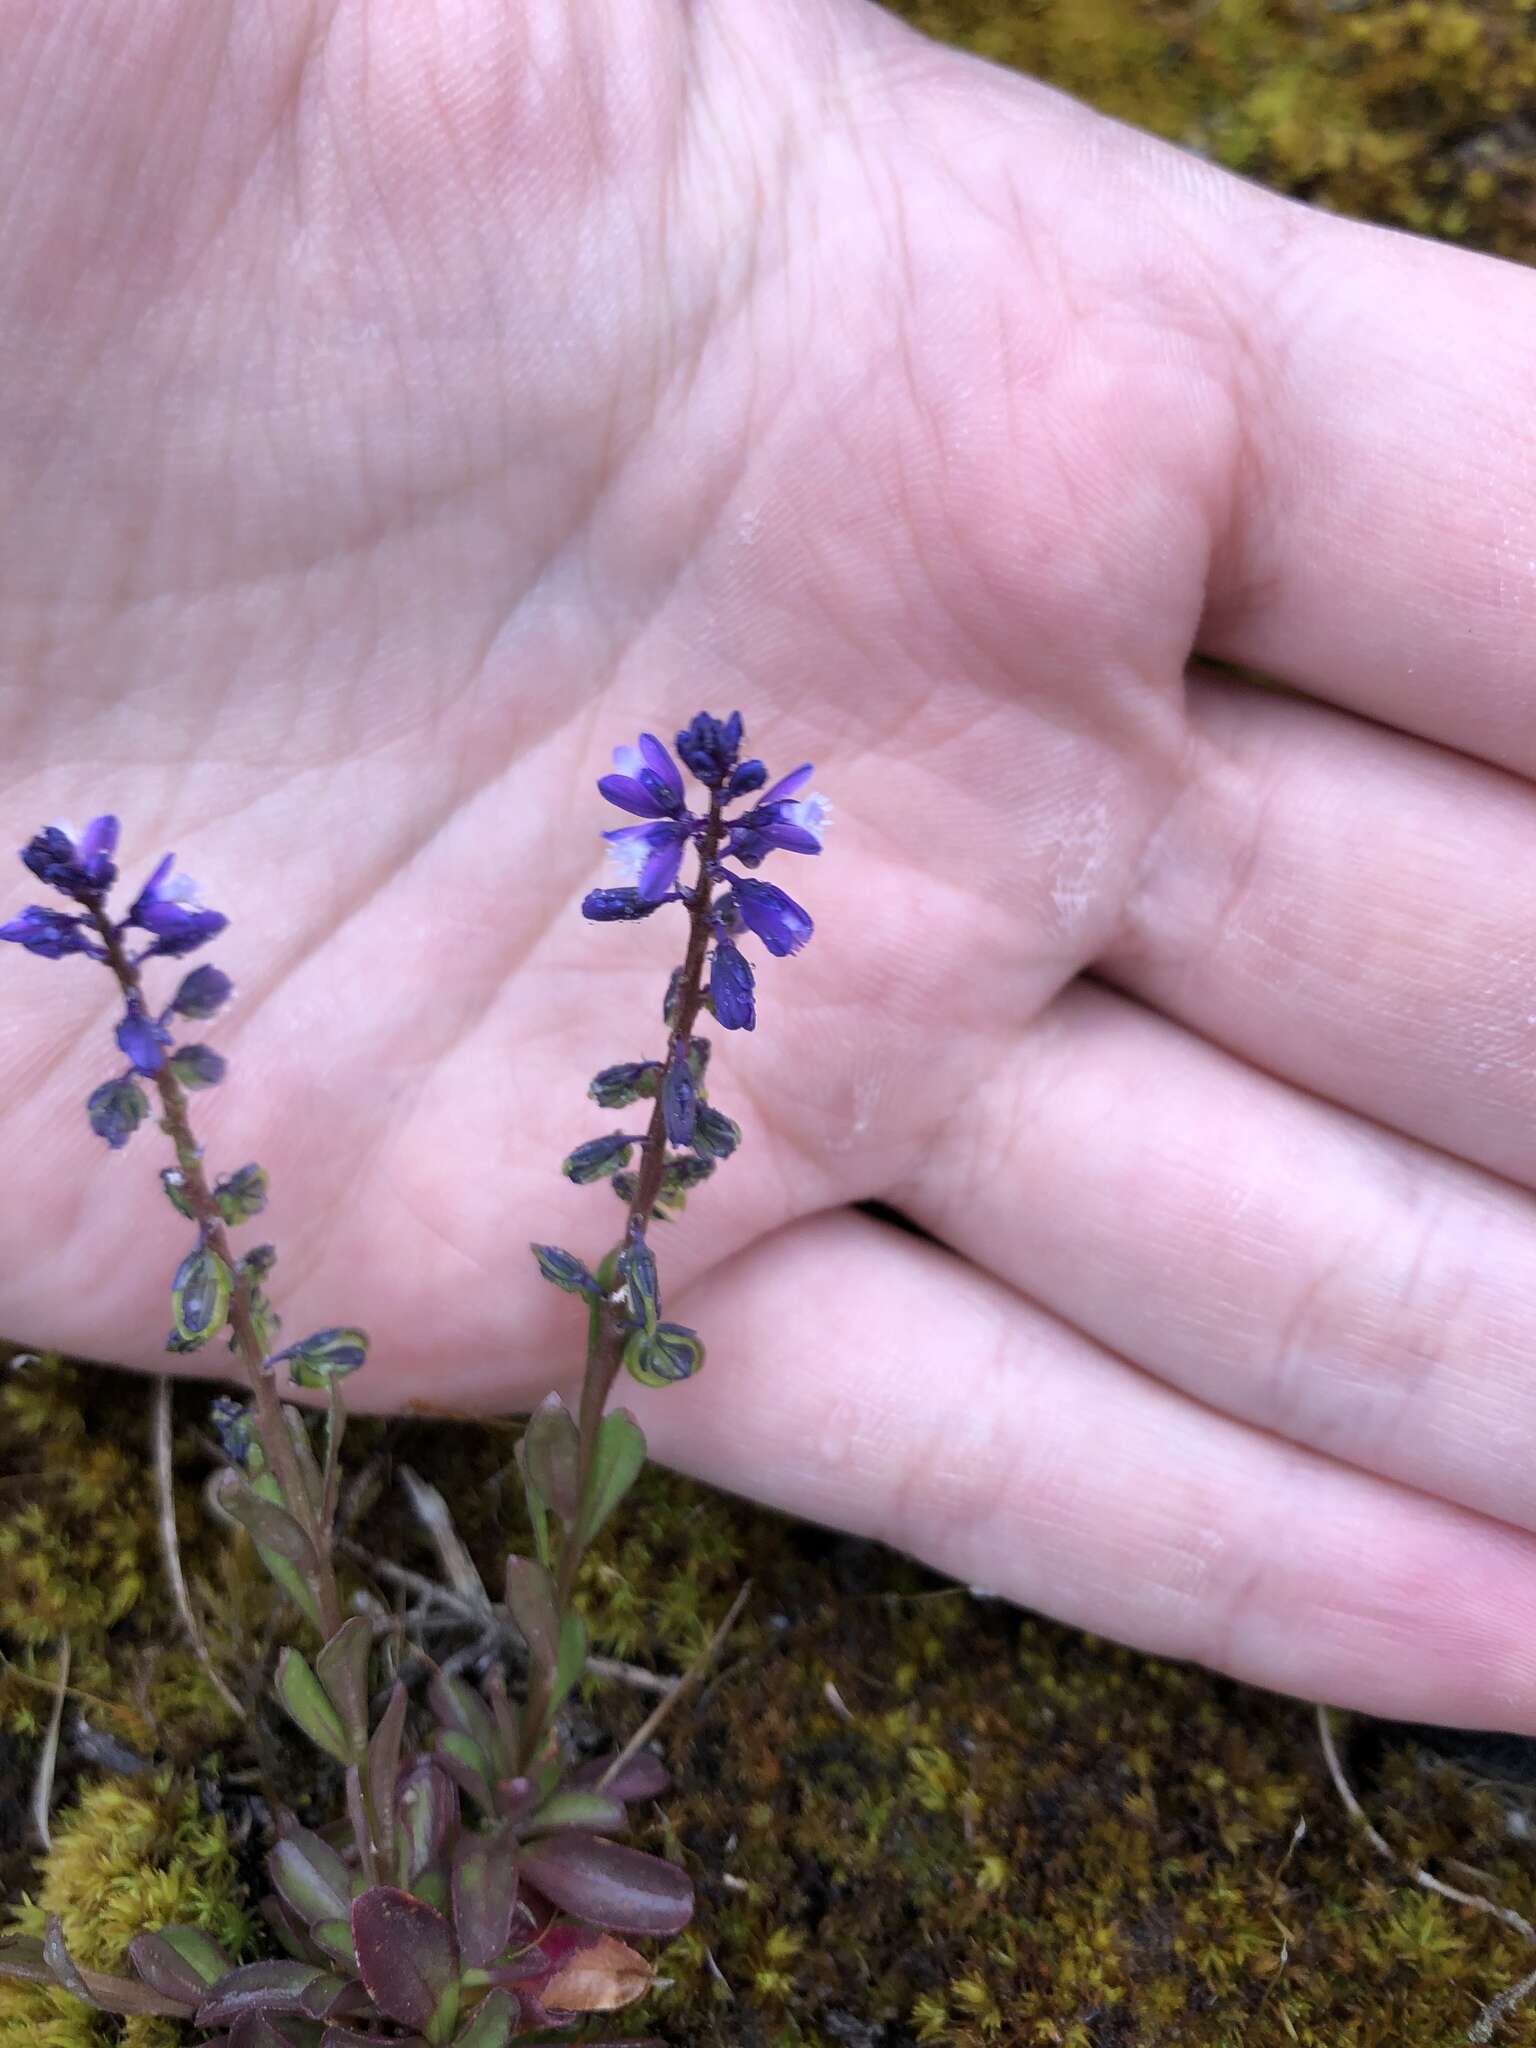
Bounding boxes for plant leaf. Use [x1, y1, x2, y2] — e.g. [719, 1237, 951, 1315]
[577, 1408, 647, 1552]
[396, 1762, 459, 1887]
[517, 1393, 580, 1524]
[0, 1936, 52, 1986]
[501, 1557, 558, 1674]
[572, 1751, 670, 1804]
[219, 1475, 317, 1572]
[522, 1789, 626, 1838]
[451, 1830, 520, 1970]
[351, 1886, 460, 2033]
[196, 1960, 330, 2027]
[550, 1611, 588, 1722]
[42, 1916, 195, 2017]
[315, 1616, 373, 1757]
[269, 1829, 355, 1929]
[367, 1681, 409, 1863]
[129, 1927, 233, 2003]
[515, 1833, 693, 1936]
[542, 1932, 653, 2013]
[451, 1986, 521, 2048]
[276, 1648, 353, 1763]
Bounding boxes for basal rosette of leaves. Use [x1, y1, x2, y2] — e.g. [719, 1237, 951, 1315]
[0, 1641, 687, 2045]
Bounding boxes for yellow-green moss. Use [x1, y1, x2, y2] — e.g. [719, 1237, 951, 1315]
[0, 1357, 243, 1757]
[881, 0, 1536, 263]
[0, 1774, 252, 2048]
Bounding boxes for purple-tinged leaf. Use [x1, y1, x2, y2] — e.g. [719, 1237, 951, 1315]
[196, 1959, 330, 2027]
[297, 1970, 357, 2019]
[228, 2019, 304, 2048]
[315, 1616, 372, 1756]
[367, 1681, 408, 1862]
[219, 1476, 319, 1574]
[351, 1886, 459, 2032]
[483, 1667, 519, 1766]
[396, 1762, 459, 1887]
[44, 1916, 194, 2017]
[515, 1833, 693, 1936]
[129, 1926, 233, 2002]
[572, 1750, 670, 1804]
[0, 1936, 52, 1985]
[269, 1829, 354, 1929]
[276, 1648, 353, 1763]
[502, 1557, 558, 1675]
[310, 1920, 357, 1971]
[518, 1394, 580, 1524]
[451, 1830, 520, 1970]
[452, 1987, 522, 2047]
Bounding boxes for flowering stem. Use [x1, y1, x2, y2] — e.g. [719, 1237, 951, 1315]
[559, 791, 724, 1609]
[86, 905, 344, 1640]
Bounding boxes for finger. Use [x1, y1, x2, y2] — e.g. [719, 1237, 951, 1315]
[890, 975, 1536, 1538]
[637, 1208, 1536, 1731]
[1103, 671, 1536, 1186]
[1194, 179, 1536, 772]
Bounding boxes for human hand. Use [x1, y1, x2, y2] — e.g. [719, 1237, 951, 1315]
[4, 0, 1536, 1732]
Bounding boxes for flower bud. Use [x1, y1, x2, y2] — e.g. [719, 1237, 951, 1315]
[172, 1245, 233, 1348]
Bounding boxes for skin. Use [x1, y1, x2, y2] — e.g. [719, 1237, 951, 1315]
[4, 0, 1536, 1732]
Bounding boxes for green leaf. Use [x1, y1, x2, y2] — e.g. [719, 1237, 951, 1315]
[269, 1828, 355, 1929]
[128, 1927, 232, 2003]
[579, 1409, 647, 1550]
[551, 1610, 588, 1722]
[452, 1988, 521, 2048]
[522, 1788, 626, 1838]
[276, 1648, 353, 1763]
[367, 1682, 409, 1863]
[218, 1471, 320, 1624]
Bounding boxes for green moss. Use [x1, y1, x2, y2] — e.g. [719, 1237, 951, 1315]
[8, 1354, 1536, 2044]
[0, 1773, 252, 2048]
[881, 0, 1536, 264]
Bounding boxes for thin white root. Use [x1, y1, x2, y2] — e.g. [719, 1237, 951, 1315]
[31, 1635, 69, 1850]
[153, 1377, 246, 1722]
[1316, 1704, 1536, 2041]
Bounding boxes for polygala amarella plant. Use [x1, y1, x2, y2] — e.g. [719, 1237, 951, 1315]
[0, 711, 826, 2046]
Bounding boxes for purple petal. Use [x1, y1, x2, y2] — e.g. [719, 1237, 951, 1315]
[732, 877, 813, 957]
[78, 814, 119, 869]
[597, 774, 669, 820]
[117, 1009, 171, 1074]
[637, 732, 684, 805]
[760, 762, 814, 805]
[637, 830, 685, 903]
[709, 938, 755, 1031]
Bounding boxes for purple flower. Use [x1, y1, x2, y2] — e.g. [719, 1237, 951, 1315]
[170, 1043, 227, 1090]
[709, 937, 756, 1031]
[87, 1075, 149, 1149]
[117, 1005, 172, 1075]
[603, 821, 691, 904]
[20, 815, 119, 901]
[170, 963, 233, 1019]
[674, 712, 744, 788]
[728, 877, 814, 958]
[581, 886, 660, 923]
[725, 765, 830, 867]
[0, 904, 99, 959]
[127, 854, 227, 956]
[597, 733, 686, 819]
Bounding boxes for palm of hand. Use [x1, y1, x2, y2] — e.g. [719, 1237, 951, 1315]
[6, 1, 1536, 1731]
